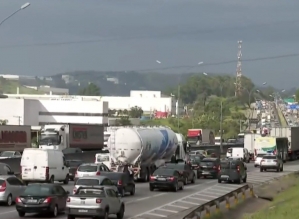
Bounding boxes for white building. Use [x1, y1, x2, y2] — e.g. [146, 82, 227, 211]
[0, 99, 108, 126]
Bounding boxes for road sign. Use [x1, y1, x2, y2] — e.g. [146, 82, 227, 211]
[287, 104, 299, 109]
[284, 98, 295, 103]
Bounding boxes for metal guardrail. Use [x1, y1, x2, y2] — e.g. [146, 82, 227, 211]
[170, 184, 253, 219]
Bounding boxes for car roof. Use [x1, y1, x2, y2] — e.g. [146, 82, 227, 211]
[80, 163, 99, 166]
[28, 183, 56, 187]
[0, 175, 16, 180]
[202, 158, 218, 161]
[77, 176, 107, 180]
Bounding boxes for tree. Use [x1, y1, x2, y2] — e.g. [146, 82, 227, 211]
[129, 106, 143, 118]
[295, 89, 299, 102]
[0, 119, 8, 125]
[115, 117, 132, 126]
[78, 83, 100, 96]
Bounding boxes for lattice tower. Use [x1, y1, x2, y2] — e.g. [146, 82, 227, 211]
[235, 40, 242, 97]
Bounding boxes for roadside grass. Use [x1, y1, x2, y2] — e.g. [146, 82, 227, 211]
[242, 176, 299, 219]
[277, 108, 287, 127]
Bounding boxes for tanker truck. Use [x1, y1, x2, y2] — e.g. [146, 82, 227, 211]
[107, 126, 179, 182]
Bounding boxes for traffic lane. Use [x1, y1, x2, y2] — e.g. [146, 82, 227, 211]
[0, 179, 216, 219]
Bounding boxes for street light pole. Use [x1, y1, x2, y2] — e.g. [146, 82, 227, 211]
[0, 3, 31, 27]
[219, 85, 224, 153]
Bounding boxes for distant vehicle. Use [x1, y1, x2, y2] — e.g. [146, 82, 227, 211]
[21, 148, 69, 185]
[66, 186, 125, 219]
[65, 160, 84, 181]
[254, 153, 267, 167]
[159, 162, 196, 185]
[189, 155, 203, 179]
[95, 153, 111, 169]
[0, 151, 22, 159]
[260, 155, 283, 172]
[73, 176, 117, 195]
[218, 159, 247, 184]
[149, 168, 184, 192]
[231, 147, 250, 163]
[100, 172, 135, 197]
[199, 158, 220, 179]
[15, 183, 69, 217]
[0, 175, 26, 206]
[189, 150, 207, 156]
[75, 163, 110, 182]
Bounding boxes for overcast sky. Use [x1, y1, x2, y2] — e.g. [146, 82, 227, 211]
[0, 0, 299, 88]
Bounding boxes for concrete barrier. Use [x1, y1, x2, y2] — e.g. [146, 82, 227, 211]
[0, 151, 101, 172]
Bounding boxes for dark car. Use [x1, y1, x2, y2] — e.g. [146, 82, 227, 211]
[199, 158, 220, 179]
[189, 155, 203, 179]
[160, 162, 196, 185]
[65, 160, 84, 181]
[218, 159, 247, 184]
[15, 183, 69, 217]
[149, 168, 184, 192]
[0, 163, 15, 175]
[101, 172, 135, 197]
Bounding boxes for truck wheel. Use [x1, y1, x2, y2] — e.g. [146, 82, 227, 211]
[280, 166, 283, 172]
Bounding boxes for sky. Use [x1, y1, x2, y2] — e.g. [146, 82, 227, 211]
[0, 0, 299, 88]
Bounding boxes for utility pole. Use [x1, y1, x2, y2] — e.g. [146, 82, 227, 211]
[177, 84, 180, 133]
[235, 40, 242, 97]
[220, 86, 224, 153]
[13, 116, 21, 125]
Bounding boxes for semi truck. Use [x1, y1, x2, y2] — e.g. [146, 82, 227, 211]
[244, 133, 261, 160]
[270, 127, 299, 160]
[253, 136, 288, 163]
[39, 124, 104, 151]
[0, 125, 31, 152]
[106, 126, 179, 182]
[187, 129, 215, 145]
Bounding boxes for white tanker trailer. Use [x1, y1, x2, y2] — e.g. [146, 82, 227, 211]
[107, 126, 179, 181]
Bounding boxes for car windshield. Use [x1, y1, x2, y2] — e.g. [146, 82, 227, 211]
[190, 156, 201, 163]
[97, 155, 109, 162]
[227, 148, 232, 153]
[76, 188, 106, 197]
[0, 151, 14, 157]
[164, 164, 184, 170]
[78, 165, 98, 172]
[263, 156, 276, 159]
[23, 185, 52, 196]
[154, 169, 175, 176]
[75, 179, 100, 185]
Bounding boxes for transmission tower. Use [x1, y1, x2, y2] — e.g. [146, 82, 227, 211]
[235, 40, 242, 97]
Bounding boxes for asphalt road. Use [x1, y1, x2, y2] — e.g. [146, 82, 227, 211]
[1, 161, 299, 219]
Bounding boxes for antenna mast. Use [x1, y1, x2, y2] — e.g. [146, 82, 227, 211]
[235, 40, 242, 97]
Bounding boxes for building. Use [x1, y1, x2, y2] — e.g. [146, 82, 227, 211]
[0, 99, 108, 126]
[3, 90, 183, 116]
[23, 85, 69, 95]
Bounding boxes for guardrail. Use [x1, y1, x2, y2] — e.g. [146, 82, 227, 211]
[170, 184, 253, 219]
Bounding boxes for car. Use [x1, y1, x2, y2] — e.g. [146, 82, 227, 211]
[0, 162, 15, 175]
[0, 175, 26, 206]
[65, 160, 84, 181]
[254, 153, 267, 167]
[149, 168, 184, 192]
[66, 186, 125, 219]
[0, 151, 22, 159]
[260, 154, 283, 172]
[74, 163, 110, 182]
[218, 159, 247, 184]
[189, 155, 203, 179]
[160, 162, 196, 185]
[15, 183, 69, 217]
[101, 172, 135, 197]
[199, 158, 220, 179]
[73, 176, 118, 194]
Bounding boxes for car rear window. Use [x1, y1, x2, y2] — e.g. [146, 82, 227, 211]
[75, 179, 100, 186]
[227, 148, 232, 153]
[263, 156, 276, 159]
[154, 168, 175, 176]
[164, 164, 184, 170]
[67, 161, 83, 167]
[78, 165, 97, 172]
[76, 188, 106, 197]
[256, 154, 265, 158]
[23, 185, 52, 196]
[101, 173, 123, 180]
[200, 161, 214, 166]
[220, 162, 230, 168]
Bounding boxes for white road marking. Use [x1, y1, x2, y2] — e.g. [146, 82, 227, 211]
[177, 200, 197, 205]
[156, 208, 178, 213]
[144, 212, 167, 217]
[169, 204, 188, 209]
[196, 193, 218, 198]
[188, 196, 210, 202]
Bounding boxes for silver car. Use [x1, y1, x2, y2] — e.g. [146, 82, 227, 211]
[260, 155, 283, 172]
[66, 186, 125, 219]
[75, 163, 110, 181]
[0, 175, 26, 206]
[73, 176, 118, 194]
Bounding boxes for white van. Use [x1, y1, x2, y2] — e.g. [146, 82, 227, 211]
[95, 153, 112, 170]
[21, 148, 69, 185]
[231, 147, 250, 163]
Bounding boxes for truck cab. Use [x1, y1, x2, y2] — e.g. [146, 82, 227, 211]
[39, 125, 68, 150]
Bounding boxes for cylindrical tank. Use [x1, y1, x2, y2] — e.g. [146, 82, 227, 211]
[107, 127, 164, 165]
[156, 127, 178, 160]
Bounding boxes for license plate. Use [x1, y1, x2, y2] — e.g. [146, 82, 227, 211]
[81, 201, 85, 204]
[78, 209, 88, 212]
[158, 178, 166, 181]
[221, 175, 229, 178]
[83, 174, 89, 176]
[267, 160, 270, 162]
[27, 199, 37, 203]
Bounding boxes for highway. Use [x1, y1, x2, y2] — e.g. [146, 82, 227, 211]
[1, 161, 299, 219]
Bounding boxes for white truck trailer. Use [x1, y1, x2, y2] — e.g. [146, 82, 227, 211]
[270, 127, 299, 160]
[107, 126, 178, 182]
[39, 124, 104, 151]
[244, 133, 261, 160]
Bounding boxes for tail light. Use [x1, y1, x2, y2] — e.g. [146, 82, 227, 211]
[45, 167, 49, 181]
[16, 197, 22, 203]
[43, 197, 51, 203]
[117, 180, 123, 186]
[0, 181, 6, 192]
[237, 165, 240, 172]
[66, 198, 71, 202]
[73, 188, 77, 194]
[96, 171, 100, 176]
[96, 199, 102, 204]
[149, 176, 156, 181]
[167, 177, 174, 181]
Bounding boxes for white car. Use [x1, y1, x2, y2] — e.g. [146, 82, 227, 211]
[260, 155, 283, 172]
[254, 153, 266, 167]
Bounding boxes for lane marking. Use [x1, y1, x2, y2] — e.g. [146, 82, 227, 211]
[188, 196, 210, 202]
[126, 193, 165, 204]
[177, 200, 196, 205]
[156, 208, 178, 213]
[144, 212, 167, 217]
[169, 204, 188, 209]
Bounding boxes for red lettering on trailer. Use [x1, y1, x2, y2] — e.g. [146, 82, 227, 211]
[0, 131, 27, 143]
